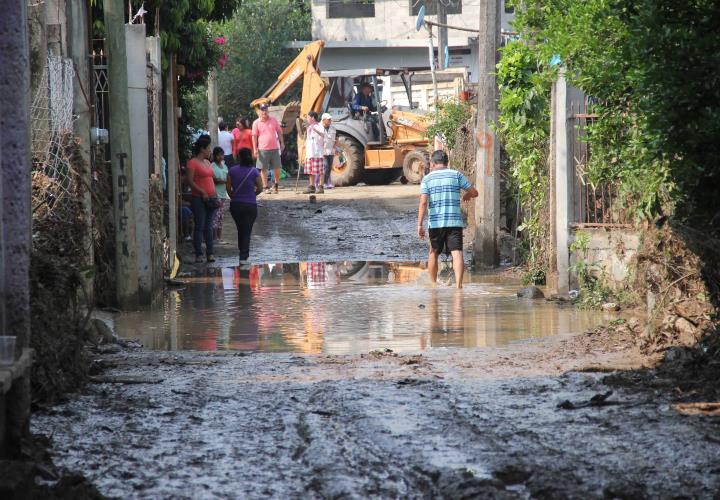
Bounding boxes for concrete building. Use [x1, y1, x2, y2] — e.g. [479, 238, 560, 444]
[302, 0, 515, 83]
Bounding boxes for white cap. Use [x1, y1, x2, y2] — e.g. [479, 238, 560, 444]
[321, 113, 332, 121]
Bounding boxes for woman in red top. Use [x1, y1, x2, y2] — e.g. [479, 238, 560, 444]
[232, 117, 253, 158]
[186, 134, 218, 263]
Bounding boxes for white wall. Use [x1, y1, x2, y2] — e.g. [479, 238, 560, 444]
[126, 25, 152, 298]
[311, 0, 515, 42]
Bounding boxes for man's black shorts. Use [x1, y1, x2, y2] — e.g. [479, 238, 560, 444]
[428, 226, 463, 254]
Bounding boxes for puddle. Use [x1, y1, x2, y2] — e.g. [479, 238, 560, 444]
[114, 262, 612, 354]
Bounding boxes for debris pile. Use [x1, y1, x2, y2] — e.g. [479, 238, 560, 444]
[632, 221, 720, 399]
[30, 136, 93, 403]
[635, 222, 719, 352]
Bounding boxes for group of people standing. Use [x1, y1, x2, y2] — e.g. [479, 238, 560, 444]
[186, 109, 272, 265]
[186, 103, 342, 264]
[302, 111, 340, 194]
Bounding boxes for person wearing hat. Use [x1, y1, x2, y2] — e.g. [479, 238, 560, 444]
[252, 102, 285, 194]
[303, 111, 326, 194]
[320, 112, 340, 189]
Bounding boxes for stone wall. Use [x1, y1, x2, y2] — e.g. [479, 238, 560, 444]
[569, 228, 641, 289]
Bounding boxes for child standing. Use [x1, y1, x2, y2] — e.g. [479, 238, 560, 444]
[211, 147, 230, 241]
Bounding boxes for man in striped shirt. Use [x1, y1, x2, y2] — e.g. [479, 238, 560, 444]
[417, 150, 479, 288]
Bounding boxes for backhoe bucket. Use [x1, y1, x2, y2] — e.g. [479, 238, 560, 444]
[268, 101, 301, 135]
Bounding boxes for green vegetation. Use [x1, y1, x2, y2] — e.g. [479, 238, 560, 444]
[426, 99, 473, 152]
[568, 232, 612, 308]
[217, 0, 312, 122]
[495, 41, 554, 283]
[498, 0, 720, 289]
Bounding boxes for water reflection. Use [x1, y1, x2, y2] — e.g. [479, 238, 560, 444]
[115, 262, 612, 354]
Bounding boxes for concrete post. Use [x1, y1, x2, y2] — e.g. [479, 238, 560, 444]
[146, 37, 163, 177]
[208, 70, 219, 145]
[27, 1, 47, 99]
[165, 57, 178, 272]
[437, 1, 448, 70]
[546, 82, 559, 294]
[46, 0, 66, 57]
[473, 0, 501, 267]
[147, 36, 164, 288]
[67, 0, 95, 301]
[105, 0, 139, 308]
[0, 0, 32, 454]
[553, 70, 570, 295]
[126, 24, 152, 301]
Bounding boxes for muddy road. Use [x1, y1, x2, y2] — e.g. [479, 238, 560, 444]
[32, 341, 720, 499]
[200, 185, 431, 268]
[32, 184, 720, 498]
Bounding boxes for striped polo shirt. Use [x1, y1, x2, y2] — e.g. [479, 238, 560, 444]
[420, 168, 471, 229]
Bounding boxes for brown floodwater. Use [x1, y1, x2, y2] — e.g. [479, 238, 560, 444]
[113, 261, 612, 354]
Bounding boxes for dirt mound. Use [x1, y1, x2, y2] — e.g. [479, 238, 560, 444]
[635, 221, 719, 350]
[630, 220, 720, 398]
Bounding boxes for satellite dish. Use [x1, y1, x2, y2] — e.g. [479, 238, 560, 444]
[444, 45, 450, 69]
[415, 5, 426, 31]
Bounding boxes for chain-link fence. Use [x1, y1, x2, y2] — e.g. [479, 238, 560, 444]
[30, 53, 80, 221]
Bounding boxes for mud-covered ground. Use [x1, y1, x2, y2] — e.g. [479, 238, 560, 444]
[31, 185, 720, 498]
[32, 329, 720, 498]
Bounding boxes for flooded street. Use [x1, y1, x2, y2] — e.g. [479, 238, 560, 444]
[32, 186, 720, 498]
[115, 262, 610, 354]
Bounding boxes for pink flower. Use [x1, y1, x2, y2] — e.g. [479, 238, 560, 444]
[214, 36, 226, 45]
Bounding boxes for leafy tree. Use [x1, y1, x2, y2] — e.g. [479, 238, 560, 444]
[93, 0, 238, 73]
[216, 0, 311, 123]
[507, 0, 720, 230]
[623, 0, 720, 229]
[495, 41, 554, 281]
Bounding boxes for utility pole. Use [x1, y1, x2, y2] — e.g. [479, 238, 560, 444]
[473, 0, 501, 267]
[437, 0, 448, 70]
[165, 55, 179, 274]
[208, 70, 219, 146]
[105, 0, 139, 308]
[67, 0, 95, 302]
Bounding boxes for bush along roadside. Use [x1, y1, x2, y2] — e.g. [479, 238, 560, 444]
[498, 2, 720, 384]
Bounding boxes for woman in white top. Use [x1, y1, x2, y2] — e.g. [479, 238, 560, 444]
[217, 122, 235, 166]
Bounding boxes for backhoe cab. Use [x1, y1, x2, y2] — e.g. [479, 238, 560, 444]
[319, 68, 430, 186]
[251, 41, 430, 186]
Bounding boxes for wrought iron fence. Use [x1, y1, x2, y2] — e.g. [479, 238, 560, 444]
[569, 95, 631, 227]
[92, 39, 109, 137]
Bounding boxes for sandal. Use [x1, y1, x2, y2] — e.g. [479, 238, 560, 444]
[194, 256, 204, 263]
[207, 255, 216, 263]
[273, 183, 279, 194]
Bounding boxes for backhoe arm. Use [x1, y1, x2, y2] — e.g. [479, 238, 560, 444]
[250, 40, 327, 116]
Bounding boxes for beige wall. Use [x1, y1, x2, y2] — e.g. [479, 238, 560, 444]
[311, 0, 514, 42]
[569, 228, 641, 288]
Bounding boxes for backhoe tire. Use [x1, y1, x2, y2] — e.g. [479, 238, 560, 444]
[331, 135, 364, 187]
[362, 168, 402, 185]
[402, 150, 429, 184]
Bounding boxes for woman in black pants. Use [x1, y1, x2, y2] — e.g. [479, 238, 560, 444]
[226, 148, 263, 264]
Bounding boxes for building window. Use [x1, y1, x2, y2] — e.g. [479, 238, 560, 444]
[328, 0, 376, 18]
[410, 0, 462, 16]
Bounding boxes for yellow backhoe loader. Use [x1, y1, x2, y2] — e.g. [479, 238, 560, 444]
[251, 40, 431, 186]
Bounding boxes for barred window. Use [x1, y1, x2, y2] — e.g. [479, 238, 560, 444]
[410, 0, 462, 16]
[328, 0, 376, 18]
